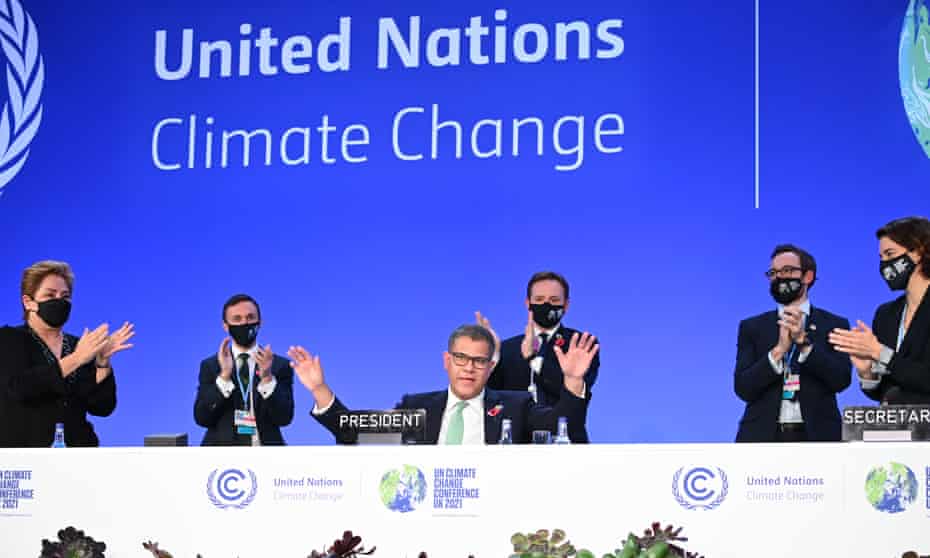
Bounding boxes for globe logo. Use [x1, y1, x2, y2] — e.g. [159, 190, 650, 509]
[900, 0, 930, 157]
[379, 465, 427, 513]
[864, 462, 919, 514]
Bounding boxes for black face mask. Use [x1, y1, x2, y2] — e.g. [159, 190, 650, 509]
[529, 303, 565, 329]
[880, 254, 916, 291]
[770, 277, 803, 305]
[227, 322, 260, 348]
[33, 298, 71, 329]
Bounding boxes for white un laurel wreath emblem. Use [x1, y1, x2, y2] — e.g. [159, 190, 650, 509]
[0, 0, 43, 197]
[206, 468, 258, 510]
[672, 466, 728, 510]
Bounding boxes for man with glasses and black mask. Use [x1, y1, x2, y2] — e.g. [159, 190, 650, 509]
[486, 271, 600, 406]
[293, 324, 596, 444]
[194, 294, 294, 445]
[734, 245, 851, 442]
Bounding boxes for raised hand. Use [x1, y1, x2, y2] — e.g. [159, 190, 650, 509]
[520, 310, 536, 359]
[828, 320, 882, 361]
[288, 345, 325, 391]
[474, 310, 500, 365]
[217, 337, 234, 380]
[554, 331, 600, 380]
[255, 344, 274, 382]
[96, 322, 135, 367]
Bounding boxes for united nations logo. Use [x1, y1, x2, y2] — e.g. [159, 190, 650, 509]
[0, 0, 43, 197]
[379, 465, 427, 513]
[206, 468, 258, 510]
[672, 466, 728, 510]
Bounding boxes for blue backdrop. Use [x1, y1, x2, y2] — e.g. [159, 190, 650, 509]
[0, 0, 923, 445]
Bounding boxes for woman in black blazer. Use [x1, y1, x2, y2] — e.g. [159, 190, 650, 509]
[0, 261, 134, 447]
[829, 217, 930, 403]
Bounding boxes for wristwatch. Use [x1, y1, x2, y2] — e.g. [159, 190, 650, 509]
[878, 346, 894, 367]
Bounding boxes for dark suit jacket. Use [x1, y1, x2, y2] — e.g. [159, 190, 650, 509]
[733, 307, 851, 442]
[0, 325, 116, 447]
[313, 387, 590, 444]
[194, 353, 294, 445]
[863, 289, 930, 403]
[489, 325, 599, 406]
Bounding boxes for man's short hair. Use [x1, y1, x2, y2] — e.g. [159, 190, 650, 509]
[447, 324, 496, 358]
[526, 271, 570, 300]
[222, 294, 261, 322]
[876, 216, 930, 278]
[771, 244, 817, 289]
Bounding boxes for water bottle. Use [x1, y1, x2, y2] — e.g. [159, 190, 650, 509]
[51, 423, 66, 448]
[499, 418, 513, 444]
[553, 417, 571, 445]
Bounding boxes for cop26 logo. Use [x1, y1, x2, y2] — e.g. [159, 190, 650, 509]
[0, 0, 43, 197]
[206, 468, 258, 510]
[672, 466, 728, 510]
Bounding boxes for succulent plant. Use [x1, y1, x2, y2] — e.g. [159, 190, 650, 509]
[39, 526, 106, 558]
[601, 523, 703, 558]
[509, 528, 584, 558]
[308, 530, 376, 558]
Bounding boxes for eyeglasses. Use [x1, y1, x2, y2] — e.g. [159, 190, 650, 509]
[450, 351, 492, 369]
[764, 266, 803, 279]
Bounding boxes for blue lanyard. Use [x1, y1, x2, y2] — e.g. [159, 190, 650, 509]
[234, 354, 254, 411]
[897, 303, 908, 351]
[782, 312, 807, 376]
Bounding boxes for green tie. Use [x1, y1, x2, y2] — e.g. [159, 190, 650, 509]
[444, 401, 467, 445]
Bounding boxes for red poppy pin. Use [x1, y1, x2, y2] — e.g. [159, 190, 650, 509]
[554, 334, 565, 347]
[487, 404, 503, 417]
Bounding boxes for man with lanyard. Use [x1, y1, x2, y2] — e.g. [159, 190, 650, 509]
[734, 245, 852, 442]
[194, 294, 294, 445]
[487, 271, 600, 406]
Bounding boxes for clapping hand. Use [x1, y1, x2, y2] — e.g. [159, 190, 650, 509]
[73, 324, 110, 367]
[829, 321, 882, 379]
[217, 337, 234, 380]
[96, 322, 135, 368]
[255, 344, 274, 383]
[778, 307, 806, 345]
[519, 310, 536, 359]
[828, 320, 882, 360]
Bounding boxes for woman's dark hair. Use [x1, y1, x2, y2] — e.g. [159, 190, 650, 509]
[876, 216, 930, 278]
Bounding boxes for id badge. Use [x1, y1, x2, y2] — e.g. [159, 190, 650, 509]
[782, 373, 800, 400]
[235, 410, 256, 435]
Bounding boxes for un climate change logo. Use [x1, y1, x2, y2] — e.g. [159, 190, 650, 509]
[206, 468, 257, 510]
[0, 0, 43, 197]
[379, 465, 427, 513]
[672, 466, 728, 510]
[865, 462, 918, 514]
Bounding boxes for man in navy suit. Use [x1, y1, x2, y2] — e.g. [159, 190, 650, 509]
[734, 245, 851, 442]
[194, 294, 294, 445]
[488, 271, 600, 406]
[291, 324, 598, 444]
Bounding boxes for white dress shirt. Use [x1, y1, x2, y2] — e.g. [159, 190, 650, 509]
[528, 323, 561, 375]
[214, 344, 277, 446]
[313, 387, 488, 445]
[436, 387, 486, 445]
[767, 300, 812, 424]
